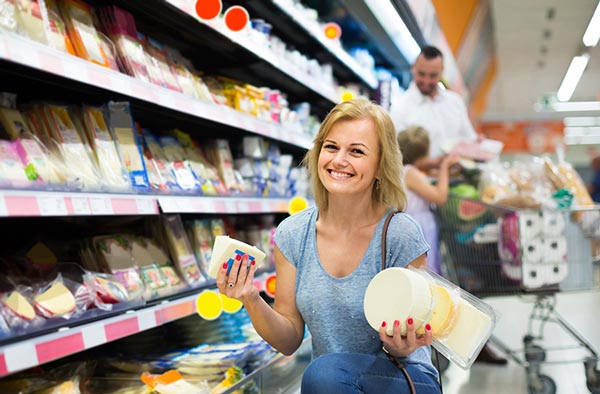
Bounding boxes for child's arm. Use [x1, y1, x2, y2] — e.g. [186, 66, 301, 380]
[405, 154, 459, 205]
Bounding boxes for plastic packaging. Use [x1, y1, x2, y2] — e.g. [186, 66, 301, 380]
[363, 266, 498, 369]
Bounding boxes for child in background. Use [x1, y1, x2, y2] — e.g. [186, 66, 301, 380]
[397, 126, 459, 275]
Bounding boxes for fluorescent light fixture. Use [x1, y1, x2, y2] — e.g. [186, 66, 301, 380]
[563, 116, 600, 127]
[556, 53, 590, 102]
[363, 0, 421, 63]
[583, 1, 600, 47]
[564, 126, 600, 145]
[553, 101, 600, 111]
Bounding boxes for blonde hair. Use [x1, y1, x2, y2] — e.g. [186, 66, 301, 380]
[303, 99, 407, 212]
[397, 126, 430, 165]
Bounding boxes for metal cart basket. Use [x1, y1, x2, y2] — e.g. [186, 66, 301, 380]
[434, 194, 600, 394]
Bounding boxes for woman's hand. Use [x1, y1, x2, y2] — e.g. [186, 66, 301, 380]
[378, 317, 433, 358]
[215, 253, 260, 304]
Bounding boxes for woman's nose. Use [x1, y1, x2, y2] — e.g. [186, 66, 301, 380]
[332, 150, 348, 165]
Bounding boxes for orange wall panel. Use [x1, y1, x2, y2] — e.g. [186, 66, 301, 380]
[432, 0, 479, 55]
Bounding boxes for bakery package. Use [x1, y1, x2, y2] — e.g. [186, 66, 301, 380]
[364, 266, 498, 369]
[207, 236, 266, 279]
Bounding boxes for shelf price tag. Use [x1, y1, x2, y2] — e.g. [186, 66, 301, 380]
[38, 196, 68, 216]
[0, 196, 7, 216]
[135, 198, 156, 214]
[70, 196, 91, 215]
[89, 197, 114, 215]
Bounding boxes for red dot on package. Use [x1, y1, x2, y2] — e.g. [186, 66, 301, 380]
[195, 0, 222, 20]
[224, 6, 249, 31]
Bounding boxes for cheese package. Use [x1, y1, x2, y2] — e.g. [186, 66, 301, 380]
[2, 290, 36, 321]
[41, 104, 102, 190]
[0, 140, 31, 186]
[75, 105, 131, 191]
[43, 0, 75, 54]
[363, 267, 497, 370]
[34, 280, 77, 319]
[106, 102, 150, 190]
[58, 0, 110, 67]
[207, 235, 266, 279]
[160, 215, 205, 286]
[0, 107, 31, 139]
[15, 0, 48, 44]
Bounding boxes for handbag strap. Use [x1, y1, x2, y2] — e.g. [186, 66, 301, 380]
[380, 210, 417, 394]
[381, 210, 398, 271]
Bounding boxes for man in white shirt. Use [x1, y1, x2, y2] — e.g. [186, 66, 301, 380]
[391, 46, 477, 170]
[392, 46, 507, 366]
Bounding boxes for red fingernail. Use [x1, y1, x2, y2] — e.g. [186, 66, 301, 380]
[394, 320, 400, 327]
[251, 260, 256, 265]
[235, 254, 242, 261]
[382, 321, 387, 327]
[222, 262, 228, 269]
[425, 324, 431, 331]
[407, 318, 414, 325]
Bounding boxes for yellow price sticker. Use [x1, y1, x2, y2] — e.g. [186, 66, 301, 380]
[196, 290, 223, 320]
[220, 293, 243, 314]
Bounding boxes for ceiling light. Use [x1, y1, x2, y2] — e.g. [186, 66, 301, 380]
[363, 0, 420, 63]
[556, 53, 590, 102]
[583, 1, 600, 47]
[552, 101, 600, 111]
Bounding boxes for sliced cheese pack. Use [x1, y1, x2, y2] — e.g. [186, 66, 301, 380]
[363, 267, 497, 370]
[3, 291, 36, 321]
[207, 235, 266, 278]
[34, 281, 77, 318]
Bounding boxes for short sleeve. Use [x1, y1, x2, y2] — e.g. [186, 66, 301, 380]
[384, 212, 430, 268]
[273, 206, 316, 268]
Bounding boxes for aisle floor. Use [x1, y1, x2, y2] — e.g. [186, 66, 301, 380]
[284, 290, 600, 394]
[442, 291, 600, 394]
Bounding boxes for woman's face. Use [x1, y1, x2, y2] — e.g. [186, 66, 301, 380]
[318, 118, 380, 198]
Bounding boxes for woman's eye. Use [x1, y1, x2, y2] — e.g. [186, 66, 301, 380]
[323, 144, 337, 150]
[351, 148, 365, 155]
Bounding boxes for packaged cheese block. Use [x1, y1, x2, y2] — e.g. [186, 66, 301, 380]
[0, 140, 30, 184]
[58, 0, 110, 67]
[207, 235, 267, 279]
[0, 107, 31, 139]
[95, 276, 129, 303]
[416, 284, 455, 337]
[438, 297, 493, 362]
[3, 291, 36, 321]
[15, 0, 48, 44]
[363, 267, 432, 336]
[162, 215, 204, 285]
[34, 281, 76, 317]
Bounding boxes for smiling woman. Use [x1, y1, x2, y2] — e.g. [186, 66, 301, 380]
[217, 98, 441, 394]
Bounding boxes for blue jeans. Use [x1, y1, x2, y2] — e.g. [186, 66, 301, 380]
[301, 353, 441, 394]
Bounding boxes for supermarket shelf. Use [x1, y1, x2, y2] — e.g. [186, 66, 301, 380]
[0, 30, 313, 151]
[0, 189, 293, 217]
[0, 292, 201, 377]
[222, 336, 311, 394]
[162, 0, 339, 103]
[116, 0, 338, 116]
[0, 190, 158, 217]
[157, 196, 290, 214]
[245, 0, 378, 90]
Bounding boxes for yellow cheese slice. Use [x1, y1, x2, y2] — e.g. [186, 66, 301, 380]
[439, 298, 493, 361]
[207, 236, 266, 278]
[34, 282, 76, 317]
[416, 284, 454, 337]
[4, 291, 36, 321]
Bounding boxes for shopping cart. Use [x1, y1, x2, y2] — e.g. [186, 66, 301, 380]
[434, 194, 600, 394]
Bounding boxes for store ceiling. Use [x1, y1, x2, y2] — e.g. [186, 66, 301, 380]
[482, 0, 600, 121]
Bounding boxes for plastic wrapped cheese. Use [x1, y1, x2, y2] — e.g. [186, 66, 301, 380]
[207, 235, 266, 278]
[363, 266, 497, 369]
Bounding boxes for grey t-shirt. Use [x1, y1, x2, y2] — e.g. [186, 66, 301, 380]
[274, 206, 438, 380]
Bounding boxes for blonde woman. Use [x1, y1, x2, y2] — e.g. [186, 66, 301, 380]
[217, 99, 440, 393]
